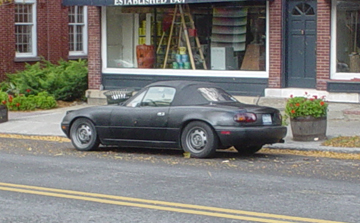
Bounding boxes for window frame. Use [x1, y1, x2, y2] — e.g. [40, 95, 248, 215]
[100, 2, 270, 78]
[14, 0, 37, 58]
[141, 87, 176, 107]
[68, 5, 88, 57]
[331, 0, 360, 80]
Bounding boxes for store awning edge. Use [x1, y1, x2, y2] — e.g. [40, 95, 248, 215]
[62, 0, 272, 6]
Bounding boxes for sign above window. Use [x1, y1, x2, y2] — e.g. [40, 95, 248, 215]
[62, 0, 270, 6]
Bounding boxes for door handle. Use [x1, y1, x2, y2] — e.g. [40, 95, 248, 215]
[157, 112, 165, 116]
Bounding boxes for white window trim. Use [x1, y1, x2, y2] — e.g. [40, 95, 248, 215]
[15, 0, 37, 58]
[331, 0, 360, 80]
[69, 6, 88, 56]
[100, 3, 269, 78]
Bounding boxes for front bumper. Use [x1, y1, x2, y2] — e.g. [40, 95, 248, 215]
[61, 123, 70, 138]
[215, 125, 287, 147]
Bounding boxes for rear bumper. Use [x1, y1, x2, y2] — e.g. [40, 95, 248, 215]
[215, 126, 287, 147]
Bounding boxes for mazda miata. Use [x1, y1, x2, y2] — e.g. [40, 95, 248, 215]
[61, 81, 287, 158]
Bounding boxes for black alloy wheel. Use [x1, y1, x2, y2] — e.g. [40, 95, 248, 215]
[70, 118, 100, 151]
[181, 121, 218, 158]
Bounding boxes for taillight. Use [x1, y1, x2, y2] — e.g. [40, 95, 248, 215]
[234, 113, 257, 123]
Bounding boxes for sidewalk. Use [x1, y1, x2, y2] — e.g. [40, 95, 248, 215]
[0, 103, 91, 137]
[267, 119, 360, 154]
[0, 103, 360, 154]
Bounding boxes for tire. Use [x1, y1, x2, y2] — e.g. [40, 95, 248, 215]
[181, 121, 218, 158]
[234, 145, 262, 156]
[70, 118, 100, 151]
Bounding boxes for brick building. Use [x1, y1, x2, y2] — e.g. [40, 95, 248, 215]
[0, 0, 87, 81]
[1, 0, 360, 104]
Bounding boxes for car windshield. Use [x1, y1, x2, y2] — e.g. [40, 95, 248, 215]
[198, 88, 238, 102]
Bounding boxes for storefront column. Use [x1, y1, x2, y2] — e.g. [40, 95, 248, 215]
[88, 6, 102, 90]
[316, 0, 331, 90]
[268, 0, 283, 88]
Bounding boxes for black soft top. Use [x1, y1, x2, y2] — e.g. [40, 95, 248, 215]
[145, 80, 219, 106]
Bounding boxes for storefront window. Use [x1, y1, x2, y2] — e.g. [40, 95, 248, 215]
[106, 2, 266, 71]
[336, 0, 360, 73]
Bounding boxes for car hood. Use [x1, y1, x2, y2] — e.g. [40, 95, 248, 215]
[62, 104, 117, 123]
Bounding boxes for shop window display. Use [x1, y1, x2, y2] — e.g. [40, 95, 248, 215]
[336, 0, 360, 73]
[105, 2, 266, 71]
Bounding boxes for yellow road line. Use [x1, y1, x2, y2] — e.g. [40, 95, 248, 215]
[0, 134, 70, 142]
[0, 182, 347, 223]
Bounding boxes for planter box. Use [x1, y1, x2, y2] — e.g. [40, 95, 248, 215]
[0, 105, 8, 123]
[290, 116, 327, 141]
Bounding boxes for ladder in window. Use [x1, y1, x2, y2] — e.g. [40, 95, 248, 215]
[162, 4, 207, 70]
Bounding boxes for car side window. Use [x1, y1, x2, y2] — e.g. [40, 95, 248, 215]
[125, 91, 146, 107]
[141, 87, 176, 107]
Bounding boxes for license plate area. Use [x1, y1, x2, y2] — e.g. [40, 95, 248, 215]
[262, 114, 272, 125]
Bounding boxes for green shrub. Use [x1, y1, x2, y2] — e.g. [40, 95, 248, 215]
[0, 91, 57, 111]
[44, 59, 88, 101]
[34, 92, 57, 109]
[3, 58, 88, 101]
[0, 91, 8, 105]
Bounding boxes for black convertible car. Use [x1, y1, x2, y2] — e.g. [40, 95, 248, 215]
[61, 81, 287, 158]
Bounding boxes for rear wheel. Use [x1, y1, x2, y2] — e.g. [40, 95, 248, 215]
[70, 118, 100, 151]
[181, 121, 218, 158]
[234, 145, 262, 155]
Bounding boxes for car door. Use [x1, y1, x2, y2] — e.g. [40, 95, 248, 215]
[109, 87, 176, 143]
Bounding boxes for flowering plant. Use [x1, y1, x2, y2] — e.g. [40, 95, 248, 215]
[0, 91, 57, 111]
[285, 93, 328, 119]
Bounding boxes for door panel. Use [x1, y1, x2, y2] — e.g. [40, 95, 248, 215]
[286, 0, 317, 88]
[109, 106, 169, 142]
[108, 86, 176, 144]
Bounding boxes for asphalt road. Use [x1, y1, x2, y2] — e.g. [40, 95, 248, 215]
[0, 137, 359, 223]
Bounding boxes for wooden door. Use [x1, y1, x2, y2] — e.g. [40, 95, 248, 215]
[286, 0, 317, 88]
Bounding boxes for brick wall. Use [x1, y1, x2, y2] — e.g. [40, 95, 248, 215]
[37, 0, 69, 63]
[0, 3, 15, 80]
[0, 0, 69, 81]
[268, 0, 282, 88]
[268, 0, 332, 90]
[316, 0, 331, 90]
[87, 6, 101, 90]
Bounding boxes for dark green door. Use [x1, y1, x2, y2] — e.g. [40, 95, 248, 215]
[286, 0, 317, 88]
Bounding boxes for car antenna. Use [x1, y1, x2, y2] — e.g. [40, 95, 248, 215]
[255, 94, 261, 105]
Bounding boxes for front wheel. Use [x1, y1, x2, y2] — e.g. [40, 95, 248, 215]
[234, 145, 262, 156]
[70, 118, 100, 151]
[181, 121, 218, 158]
